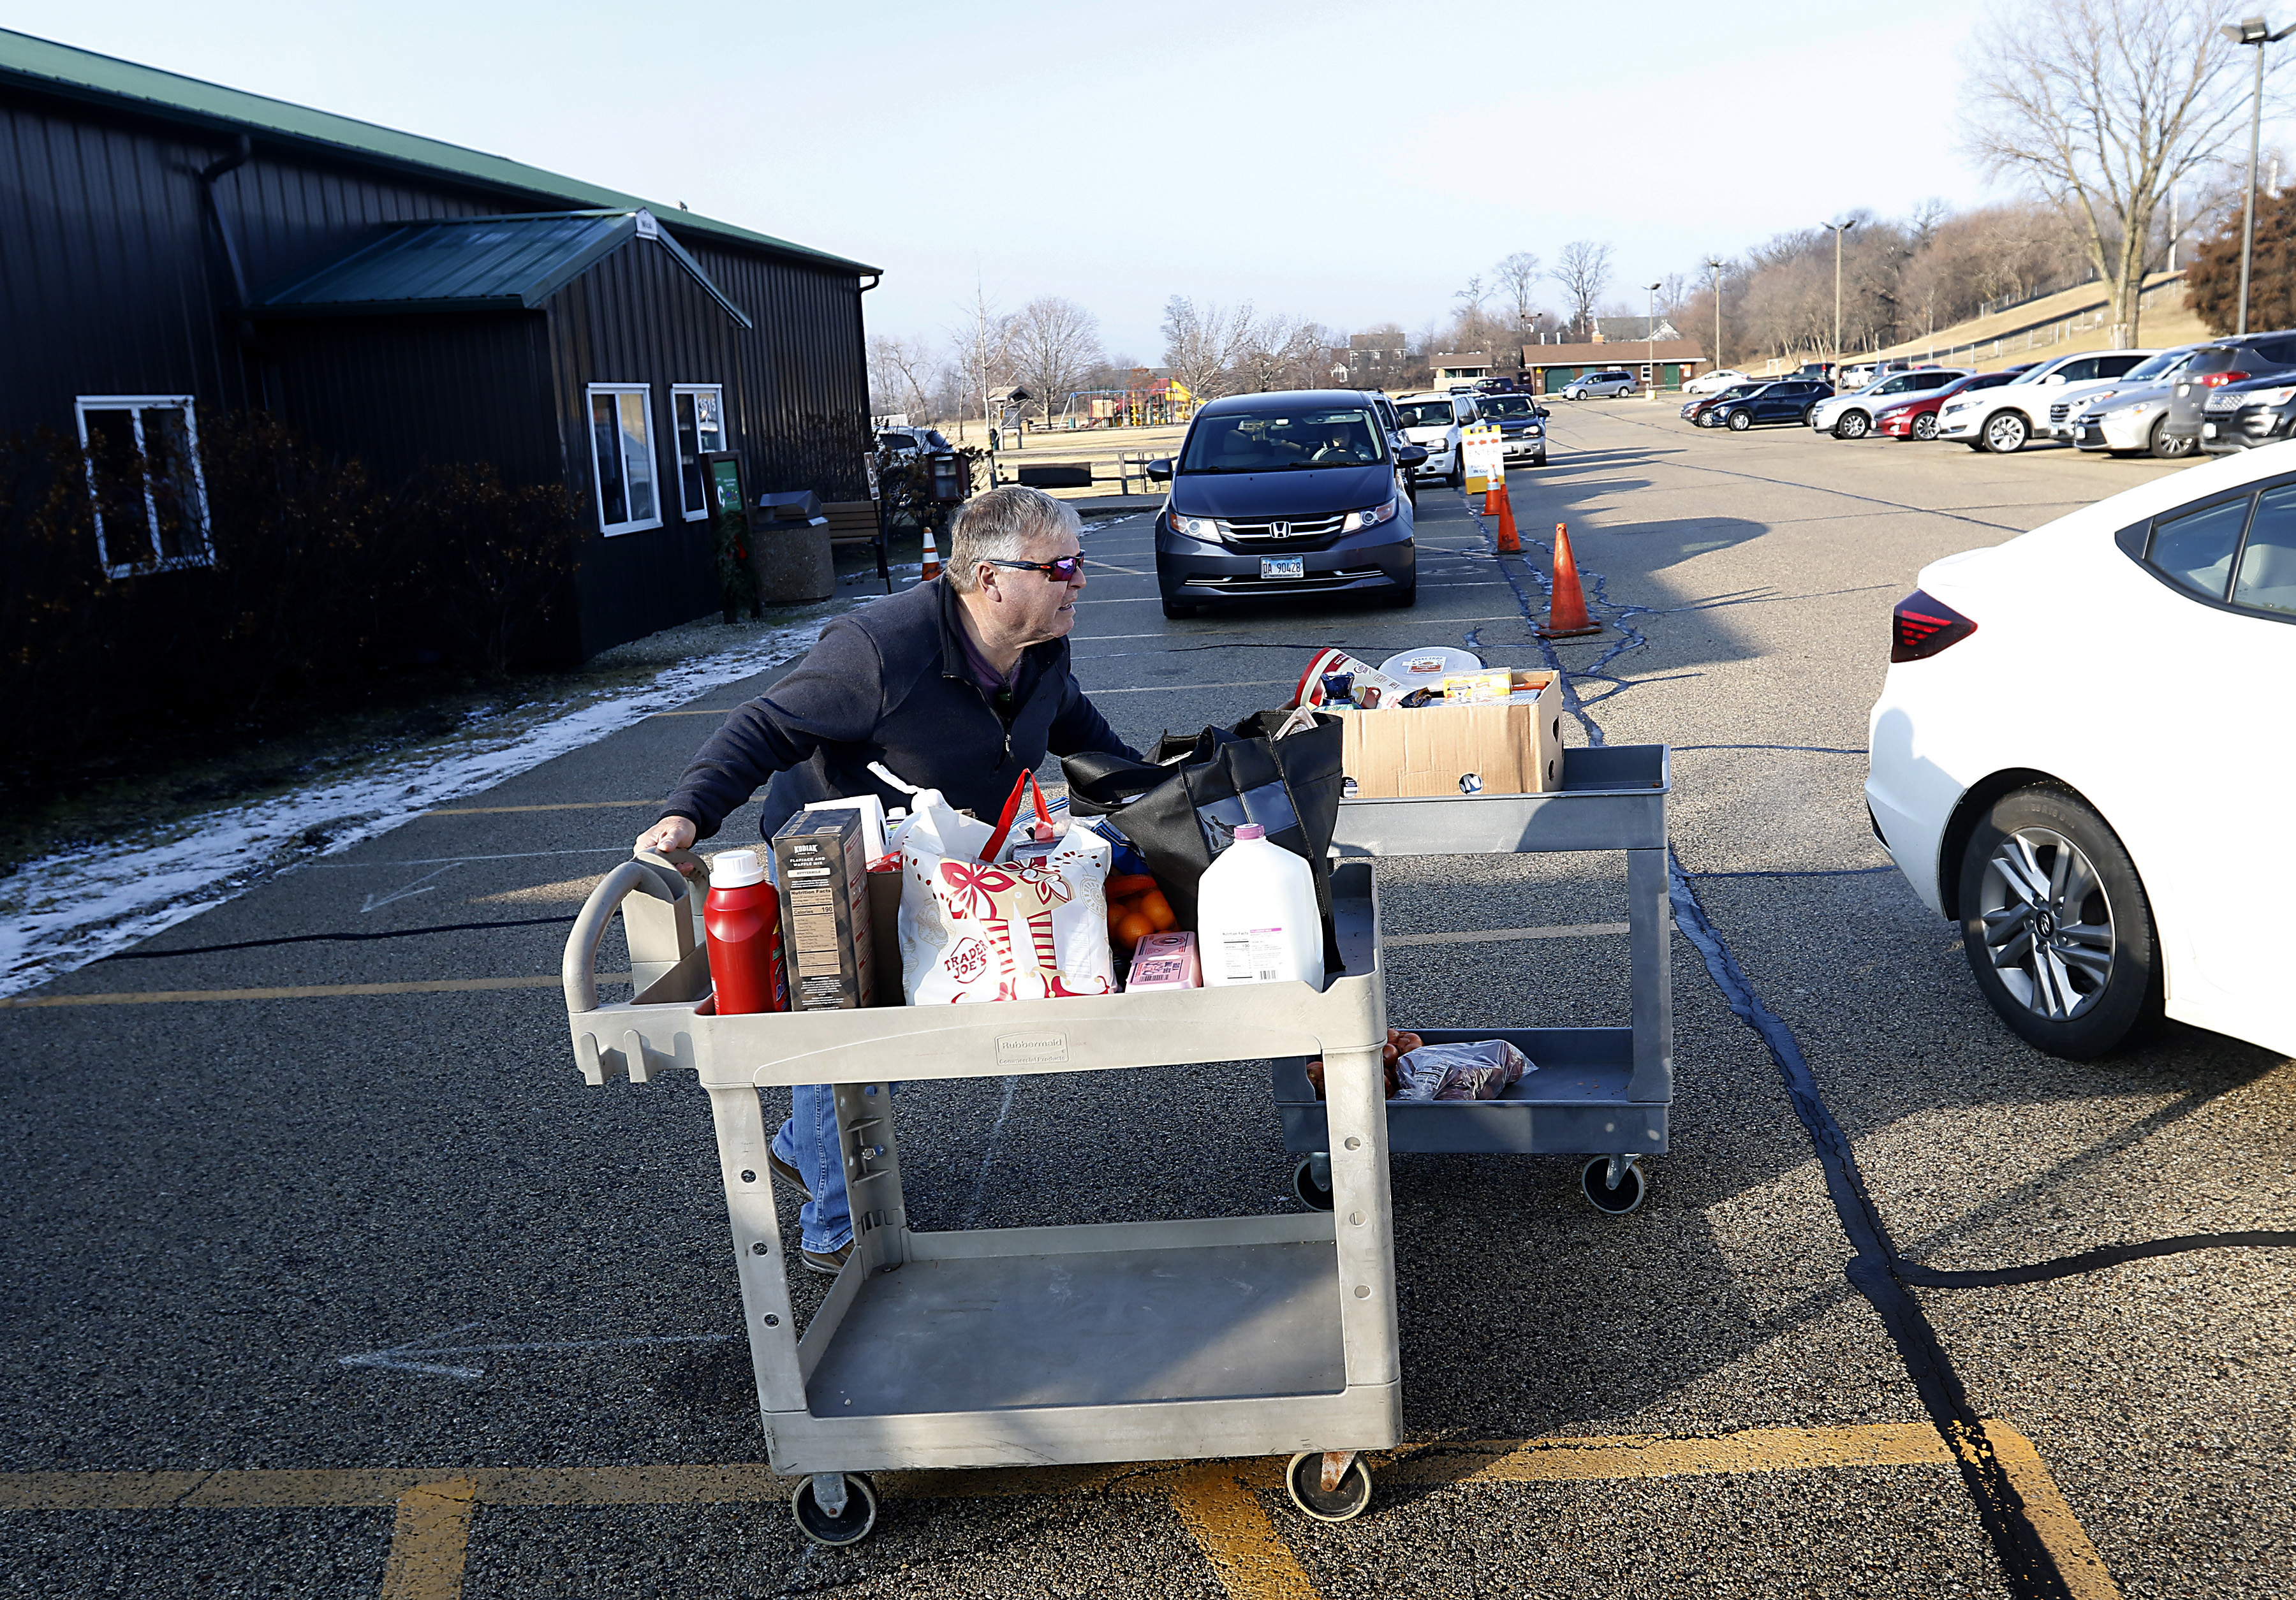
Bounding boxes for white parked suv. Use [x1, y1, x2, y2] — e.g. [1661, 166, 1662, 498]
[1682, 367, 1750, 396]
[1935, 350, 2154, 453]
[2043, 346, 2200, 441]
[1561, 370, 1638, 399]
[1867, 451, 2296, 1059]
[1392, 391, 1475, 487]
[1809, 368, 1969, 439]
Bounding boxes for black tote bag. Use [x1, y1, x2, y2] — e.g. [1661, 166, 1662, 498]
[1064, 710, 1346, 972]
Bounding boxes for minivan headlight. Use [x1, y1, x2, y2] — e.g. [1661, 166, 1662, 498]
[1343, 498, 1399, 532]
[1169, 510, 1216, 539]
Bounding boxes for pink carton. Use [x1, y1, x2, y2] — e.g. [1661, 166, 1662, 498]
[1126, 930, 1201, 990]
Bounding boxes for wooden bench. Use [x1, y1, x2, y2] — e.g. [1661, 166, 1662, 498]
[821, 499, 890, 592]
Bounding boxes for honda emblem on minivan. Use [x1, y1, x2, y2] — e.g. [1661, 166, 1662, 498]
[1270, 521, 1290, 538]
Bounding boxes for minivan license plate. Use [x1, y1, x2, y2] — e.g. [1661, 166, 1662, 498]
[1260, 556, 1304, 580]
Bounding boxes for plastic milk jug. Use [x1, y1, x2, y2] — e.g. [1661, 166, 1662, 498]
[1196, 824, 1324, 989]
[703, 849, 789, 1014]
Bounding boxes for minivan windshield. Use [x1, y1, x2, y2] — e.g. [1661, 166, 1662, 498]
[1477, 395, 1540, 418]
[1179, 406, 1388, 472]
[1394, 401, 1455, 429]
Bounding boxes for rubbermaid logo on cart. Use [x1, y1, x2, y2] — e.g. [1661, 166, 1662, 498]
[995, 1032, 1069, 1066]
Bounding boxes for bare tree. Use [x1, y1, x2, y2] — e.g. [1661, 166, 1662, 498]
[945, 279, 1014, 443]
[867, 334, 943, 423]
[1550, 241, 1615, 339]
[1233, 313, 1331, 392]
[1964, 0, 2253, 344]
[1161, 296, 1257, 405]
[1006, 297, 1104, 428]
[1492, 251, 1544, 339]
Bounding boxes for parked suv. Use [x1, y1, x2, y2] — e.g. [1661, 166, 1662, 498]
[1810, 367, 1969, 439]
[2199, 372, 2296, 453]
[1473, 392, 1549, 466]
[1936, 350, 2156, 453]
[2044, 346, 2202, 441]
[1149, 390, 1424, 618]
[1708, 379, 1833, 430]
[1562, 370, 1638, 399]
[1683, 382, 1769, 426]
[2161, 332, 2296, 451]
[1393, 390, 1475, 487]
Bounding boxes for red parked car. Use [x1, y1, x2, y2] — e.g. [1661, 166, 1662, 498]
[1873, 368, 2030, 439]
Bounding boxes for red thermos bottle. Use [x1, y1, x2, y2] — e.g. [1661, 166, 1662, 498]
[703, 849, 788, 1014]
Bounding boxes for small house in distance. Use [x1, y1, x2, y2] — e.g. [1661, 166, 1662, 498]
[0, 29, 879, 659]
[1519, 340, 1709, 394]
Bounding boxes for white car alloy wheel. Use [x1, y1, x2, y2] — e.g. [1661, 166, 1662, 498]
[1913, 413, 1939, 441]
[1834, 410, 1870, 439]
[1726, 409, 1751, 431]
[1983, 411, 2030, 453]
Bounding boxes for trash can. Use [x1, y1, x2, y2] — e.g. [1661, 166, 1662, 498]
[752, 490, 834, 605]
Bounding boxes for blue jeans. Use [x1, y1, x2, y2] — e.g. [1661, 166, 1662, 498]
[771, 1085, 851, 1256]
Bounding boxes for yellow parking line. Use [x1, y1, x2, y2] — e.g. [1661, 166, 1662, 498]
[1170, 1463, 1321, 1600]
[1978, 1426, 2123, 1600]
[378, 1478, 475, 1600]
[0, 1422, 2117, 1600]
[0, 974, 620, 1009]
[423, 801, 658, 815]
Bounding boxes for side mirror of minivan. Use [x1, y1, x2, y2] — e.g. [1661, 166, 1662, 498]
[1396, 444, 1430, 467]
[1145, 459, 1173, 481]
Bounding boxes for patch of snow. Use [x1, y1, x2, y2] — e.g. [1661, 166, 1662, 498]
[0, 620, 829, 998]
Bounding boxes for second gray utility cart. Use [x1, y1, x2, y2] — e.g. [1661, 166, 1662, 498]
[1273, 742, 1673, 1214]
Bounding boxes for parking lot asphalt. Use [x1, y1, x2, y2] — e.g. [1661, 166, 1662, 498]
[3, 405, 2290, 1599]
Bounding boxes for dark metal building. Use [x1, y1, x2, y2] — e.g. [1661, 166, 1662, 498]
[0, 29, 879, 657]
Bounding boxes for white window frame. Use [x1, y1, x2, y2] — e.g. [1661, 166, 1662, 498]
[670, 383, 728, 520]
[73, 395, 214, 578]
[585, 382, 663, 536]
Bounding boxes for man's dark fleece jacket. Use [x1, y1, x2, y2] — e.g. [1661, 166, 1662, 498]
[659, 576, 1139, 845]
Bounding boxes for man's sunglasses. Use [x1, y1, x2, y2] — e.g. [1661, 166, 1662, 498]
[984, 555, 1085, 582]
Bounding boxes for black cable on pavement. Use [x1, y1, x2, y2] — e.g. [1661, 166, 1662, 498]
[97, 914, 579, 961]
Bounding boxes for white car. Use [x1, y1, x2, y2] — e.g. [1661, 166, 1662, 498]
[2070, 384, 2198, 459]
[2043, 346, 2202, 441]
[1809, 368, 1969, 439]
[1934, 350, 2155, 453]
[1392, 390, 1474, 487]
[1683, 367, 1750, 396]
[1866, 448, 2296, 1059]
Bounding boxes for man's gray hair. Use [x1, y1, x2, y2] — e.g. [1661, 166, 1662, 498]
[946, 485, 1080, 592]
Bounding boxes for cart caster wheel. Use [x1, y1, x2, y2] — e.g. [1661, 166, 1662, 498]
[1285, 1452, 1372, 1522]
[1292, 1156, 1334, 1212]
[791, 1472, 878, 1547]
[1582, 1159, 1647, 1215]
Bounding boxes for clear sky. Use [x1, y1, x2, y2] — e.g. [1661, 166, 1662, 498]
[4, 1, 2276, 356]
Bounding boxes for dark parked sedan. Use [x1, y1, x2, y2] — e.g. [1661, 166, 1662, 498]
[1150, 390, 1423, 618]
[2161, 331, 2296, 449]
[2198, 372, 2296, 453]
[1709, 379, 1833, 431]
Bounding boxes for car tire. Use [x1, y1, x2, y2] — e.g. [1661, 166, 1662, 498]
[1801, 406, 1818, 425]
[1533, 451, 1547, 466]
[1913, 413, 1939, 441]
[1381, 573, 1417, 608]
[1160, 597, 1198, 619]
[2147, 416, 2197, 459]
[1981, 411, 2030, 453]
[1956, 785, 2162, 1060]
[1726, 409, 1752, 431]
[1447, 459, 1463, 489]
[1834, 410, 1870, 439]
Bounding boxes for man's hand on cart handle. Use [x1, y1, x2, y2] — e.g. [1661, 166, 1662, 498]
[637, 816, 699, 870]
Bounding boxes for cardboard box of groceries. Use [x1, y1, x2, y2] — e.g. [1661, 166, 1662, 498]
[1337, 669, 1563, 798]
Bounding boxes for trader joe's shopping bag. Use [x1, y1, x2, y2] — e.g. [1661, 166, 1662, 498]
[890, 773, 1115, 1004]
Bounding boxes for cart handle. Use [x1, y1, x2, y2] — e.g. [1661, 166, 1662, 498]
[563, 858, 684, 1016]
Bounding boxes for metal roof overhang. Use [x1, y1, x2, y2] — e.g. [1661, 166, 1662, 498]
[0, 28, 879, 277]
[249, 210, 754, 328]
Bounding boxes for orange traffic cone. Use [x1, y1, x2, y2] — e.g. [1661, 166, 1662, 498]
[919, 522, 941, 582]
[1494, 485, 1522, 554]
[1541, 522, 1601, 638]
[1482, 480, 1501, 516]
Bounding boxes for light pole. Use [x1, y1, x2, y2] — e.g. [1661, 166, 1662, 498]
[1644, 281, 1661, 399]
[2223, 17, 2295, 337]
[1703, 256, 1726, 373]
[1821, 219, 1857, 379]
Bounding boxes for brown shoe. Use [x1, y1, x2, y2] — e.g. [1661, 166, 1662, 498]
[767, 1150, 811, 1202]
[801, 1242, 851, 1276]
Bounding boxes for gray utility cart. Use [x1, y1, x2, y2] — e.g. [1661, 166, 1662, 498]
[1274, 744, 1673, 1215]
[562, 856, 1402, 1546]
